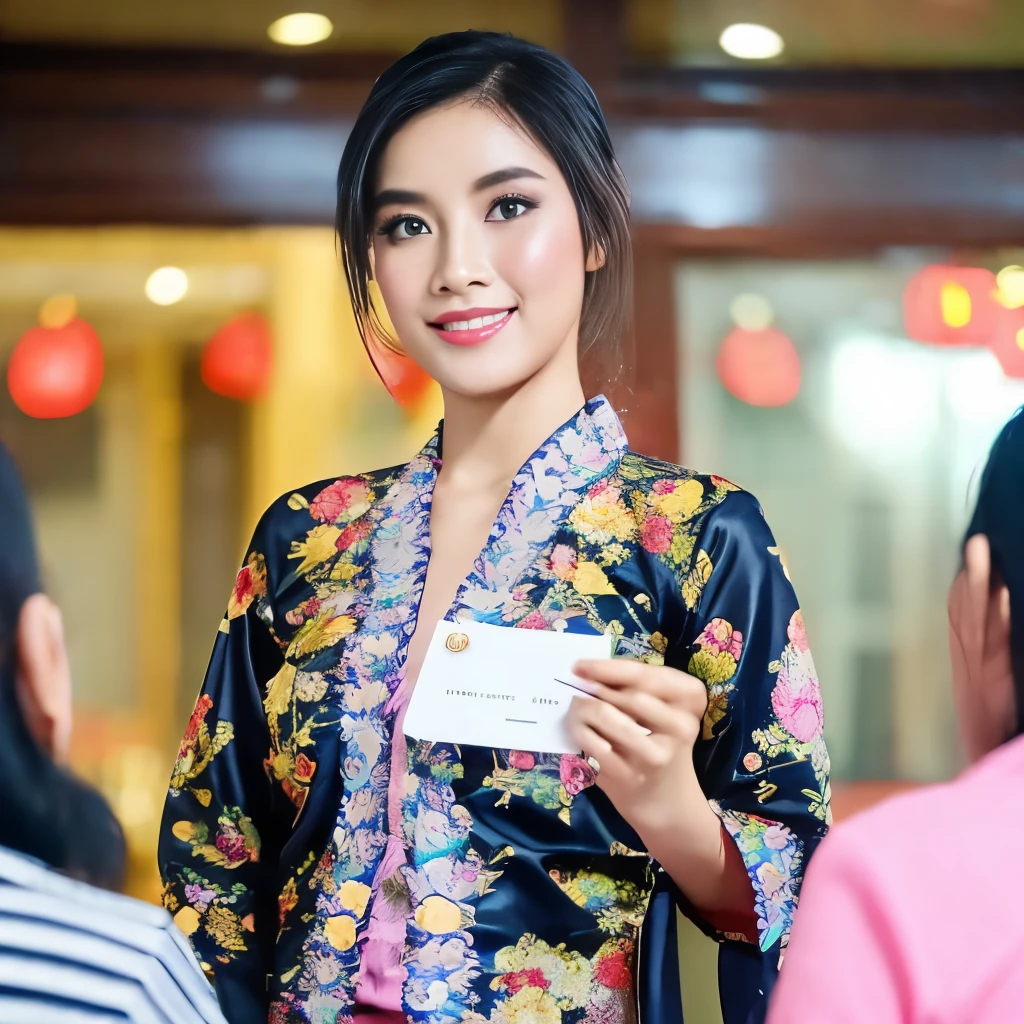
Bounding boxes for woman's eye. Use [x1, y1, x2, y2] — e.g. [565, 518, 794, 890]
[393, 217, 429, 239]
[489, 199, 531, 222]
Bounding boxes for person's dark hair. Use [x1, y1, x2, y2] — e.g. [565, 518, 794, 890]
[336, 30, 632, 376]
[964, 406, 1024, 738]
[0, 444, 125, 890]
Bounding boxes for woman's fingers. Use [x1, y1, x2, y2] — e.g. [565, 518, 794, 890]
[568, 696, 679, 771]
[582, 683, 690, 738]
[570, 692, 650, 745]
[573, 659, 707, 721]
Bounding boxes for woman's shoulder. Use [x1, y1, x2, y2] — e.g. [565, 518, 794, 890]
[246, 460, 410, 561]
[0, 844, 224, 1022]
[830, 735, 1024, 867]
[617, 449, 769, 541]
[0, 843, 163, 922]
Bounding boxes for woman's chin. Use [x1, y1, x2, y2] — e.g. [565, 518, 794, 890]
[435, 373, 537, 401]
[427, 352, 552, 401]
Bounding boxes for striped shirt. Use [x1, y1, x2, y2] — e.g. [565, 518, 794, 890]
[0, 846, 226, 1024]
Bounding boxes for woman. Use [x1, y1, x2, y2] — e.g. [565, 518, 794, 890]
[767, 409, 1024, 1023]
[0, 444, 226, 1024]
[159, 31, 830, 1024]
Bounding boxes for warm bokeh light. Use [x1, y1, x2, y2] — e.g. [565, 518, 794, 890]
[201, 313, 273, 401]
[829, 335, 939, 463]
[267, 13, 334, 46]
[145, 266, 189, 306]
[903, 265, 997, 346]
[8, 318, 105, 418]
[39, 293, 78, 329]
[988, 305, 1024, 378]
[716, 327, 800, 407]
[363, 278, 434, 410]
[940, 281, 971, 328]
[719, 23, 784, 60]
[996, 265, 1024, 309]
[729, 292, 774, 331]
[386, 355, 434, 412]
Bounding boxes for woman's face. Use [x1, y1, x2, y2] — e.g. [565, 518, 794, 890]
[370, 99, 596, 397]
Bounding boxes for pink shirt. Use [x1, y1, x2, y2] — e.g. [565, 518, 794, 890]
[768, 734, 1024, 1024]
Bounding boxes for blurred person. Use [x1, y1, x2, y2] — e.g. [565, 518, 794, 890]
[767, 408, 1024, 1024]
[159, 30, 830, 1024]
[0, 444, 227, 1024]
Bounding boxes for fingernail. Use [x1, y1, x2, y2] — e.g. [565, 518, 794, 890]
[572, 679, 599, 693]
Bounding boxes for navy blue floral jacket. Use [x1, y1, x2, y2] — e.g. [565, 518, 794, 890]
[159, 396, 830, 1024]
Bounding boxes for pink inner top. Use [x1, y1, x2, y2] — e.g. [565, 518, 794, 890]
[351, 677, 413, 1023]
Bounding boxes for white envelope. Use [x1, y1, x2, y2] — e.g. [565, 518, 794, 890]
[403, 619, 613, 755]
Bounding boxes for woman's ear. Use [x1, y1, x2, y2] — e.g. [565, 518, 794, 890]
[949, 535, 1016, 763]
[585, 241, 606, 273]
[15, 594, 72, 764]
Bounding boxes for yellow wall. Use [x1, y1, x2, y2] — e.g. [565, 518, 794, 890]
[0, 226, 441, 901]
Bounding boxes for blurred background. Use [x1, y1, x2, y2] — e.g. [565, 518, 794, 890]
[2, 2, 1023, 1020]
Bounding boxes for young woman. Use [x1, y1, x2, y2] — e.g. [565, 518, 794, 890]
[0, 445, 226, 1024]
[767, 409, 1024, 1024]
[159, 31, 830, 1024]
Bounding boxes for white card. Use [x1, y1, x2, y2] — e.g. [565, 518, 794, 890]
[403, 619, 613, 755]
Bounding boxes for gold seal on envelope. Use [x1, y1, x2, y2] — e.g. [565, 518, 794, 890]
[445, 632, 469, 653]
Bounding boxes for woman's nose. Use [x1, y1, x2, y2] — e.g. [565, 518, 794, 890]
[430, 218, 492, 294]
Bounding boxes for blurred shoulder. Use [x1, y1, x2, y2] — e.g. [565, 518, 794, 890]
[808, 741, 1024, 901]
[0, 846, 225, 1021]
[0, 843, 178, 929]
[840, 735, 1024, 852]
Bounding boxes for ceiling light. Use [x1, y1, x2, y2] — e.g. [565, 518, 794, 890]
[145, 267, 188, 306]
[719, 23, 784, 60]
[267, 13, 333, 46]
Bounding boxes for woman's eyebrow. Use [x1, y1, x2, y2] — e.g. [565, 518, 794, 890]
[374, 188, 425, 210]
[473, 166, 545, 191]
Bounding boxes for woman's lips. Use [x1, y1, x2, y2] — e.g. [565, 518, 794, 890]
[429, 308, 516, 346]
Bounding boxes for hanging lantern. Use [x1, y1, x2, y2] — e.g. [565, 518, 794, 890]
[8, 311, 104, 419]
[716, 327, 800, 408]
[201, 313, 272, 401]
[363, 281, 433, 410]
[903, 265, 998, 347]
[371, 345, 433, 410]
[987, 303, 1024, 379]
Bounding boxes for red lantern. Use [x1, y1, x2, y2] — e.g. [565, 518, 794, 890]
[988, 303, 1024, 378]
[383, 354, 432, 408]
[201, 313, 272, 401]
[7, 317, 104, 418]
[903, 265, 998, 347]
[366, 339, 433, 410]
[716, 327, 800, 408]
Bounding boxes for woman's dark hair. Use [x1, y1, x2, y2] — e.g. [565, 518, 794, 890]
[0, 444, 125, 890]
[336, 30, 632, 373]
[964, 406, 1024, 738]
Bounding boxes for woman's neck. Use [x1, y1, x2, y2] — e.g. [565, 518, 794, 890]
[437, 347, 586, 494]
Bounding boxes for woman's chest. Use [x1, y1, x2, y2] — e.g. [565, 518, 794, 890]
[402, 485, 507, 689]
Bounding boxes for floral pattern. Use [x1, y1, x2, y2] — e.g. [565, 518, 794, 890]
[159, 396, 830, 1024]
[483, 751, 598, 826]
[171, 805, 260, 869]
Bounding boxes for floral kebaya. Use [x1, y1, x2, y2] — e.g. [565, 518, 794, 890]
[159, 30, 830, 1024]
